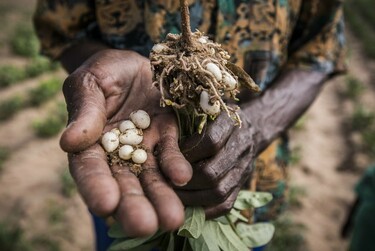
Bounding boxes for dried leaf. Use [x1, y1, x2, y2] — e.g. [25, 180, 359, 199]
[237, 222, 275, 248]
[178, 207, 205, 238]
[234, 191, 273, 210]
[226, 62, 260, 93]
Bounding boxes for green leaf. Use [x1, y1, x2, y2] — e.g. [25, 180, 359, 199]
[189, 235, 210, 251]
[166, 233, 175, 251]
[200, 221, 221, 251]
[178, 207, 205, 238]
[217, 222, 248, 251]
[108, 222, 126, 238]
[213, 216, 230, 224]
[237, 222, 275, 248]
[229, 209, 248, 222]
[125, 238, 163, 251]
[234, 191, 273, 210]
[108, 230, 164, 251]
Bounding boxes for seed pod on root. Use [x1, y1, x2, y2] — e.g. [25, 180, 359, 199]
[150, 30, 260, 135]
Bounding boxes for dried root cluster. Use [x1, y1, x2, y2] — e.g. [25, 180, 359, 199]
[150, 31, 260, 134]
[101, 110, 150, 176]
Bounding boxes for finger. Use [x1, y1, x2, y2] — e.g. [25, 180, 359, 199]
[139, 155, 185, 231]
[204, 154, 254, 219]
[180, 113, 235, 163]
[176, 152, 254, 206]
[156, 120, 193, 186]
[68, 144, 120, 216]
[112, 165, 158, 237]
[60, 71, 107, 153]
[179, 127, 253, 190]
[176, 164, 239, 206]
[204, 186, 241, 219]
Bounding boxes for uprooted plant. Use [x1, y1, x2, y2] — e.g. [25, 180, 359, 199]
[150, 0, 259, 136]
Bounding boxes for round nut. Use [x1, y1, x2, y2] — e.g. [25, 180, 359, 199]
[101, 131, 119, 153]
[132, 149, 147, 164]
[130, 110, 151, 129]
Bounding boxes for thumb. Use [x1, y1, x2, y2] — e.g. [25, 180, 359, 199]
[60, 71, 107, 153]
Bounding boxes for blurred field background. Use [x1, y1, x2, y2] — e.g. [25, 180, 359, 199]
[0, 0, 374, 251]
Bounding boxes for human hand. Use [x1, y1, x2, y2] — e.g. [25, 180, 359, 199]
[60, 49, 193, 236]
[176, 69, 328, 218]
[177, 110, 257, 218]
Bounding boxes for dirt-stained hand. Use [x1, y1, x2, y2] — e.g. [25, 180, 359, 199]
[176, 69, 328, 219]
[60, 49, 192, 237]
[178, 110, 257, 219]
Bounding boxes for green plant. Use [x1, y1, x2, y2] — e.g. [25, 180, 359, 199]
[28, 78, 61, 106]
[25, 56, 57, 77]
[289, 146, 302, 166]
[47, 200, 65, 225]
[109, 191, 274, 251]
[31, 236, 61, 251]
[60, 168, 76, 198]
[0, 147, 10, 172]
[10, 25, 39, 57]
[265, 216, 306, 251]
[0, 221, 32, 251]
[345, 1, 375, 58]
[362, 130, 375, 156]
[288, 185, 306, 208]
[351, 106, 375, 132]
[343, 76, 364, 100]
[33, 102, 67, 138]
[0, 95, 25, 121]
[0, 65, 26, 88]
[292, 115, 307, 131]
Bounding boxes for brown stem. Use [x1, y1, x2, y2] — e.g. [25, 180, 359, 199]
[180, 0, 193, 48]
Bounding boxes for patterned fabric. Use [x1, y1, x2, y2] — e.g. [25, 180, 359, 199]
[251, 137, 289, 221]
[34, 0, 346, 90]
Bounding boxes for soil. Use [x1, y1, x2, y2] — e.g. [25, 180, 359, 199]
[0, 1, 374, 250]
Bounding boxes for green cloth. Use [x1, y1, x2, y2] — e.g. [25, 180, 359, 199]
[350, 165, 375, 251]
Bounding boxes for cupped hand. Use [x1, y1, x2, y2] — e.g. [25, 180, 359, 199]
[177, 110, 258, 219]
[60, 49, 192, 237]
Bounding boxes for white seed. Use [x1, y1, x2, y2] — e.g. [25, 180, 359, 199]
[110, 128, 121, 137]
[119, 128, 143, 145]
[132, 149, 147, 164]
[152, 44, 167, 53]
[222, 71, 237, 90]
[206, 63, 222, 81]
[101, 131, 119, 153]
[197, 36, 208, 44]
[130, 110, 151, 129]
[199, 91, 221, 116]
[118, 145, 134, 160]
[119, 120, 136, 132]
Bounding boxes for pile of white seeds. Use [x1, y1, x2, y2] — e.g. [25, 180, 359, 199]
[101, 110, 150, 176]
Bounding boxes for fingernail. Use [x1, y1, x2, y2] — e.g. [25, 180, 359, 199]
[174, 181, 188, 187]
